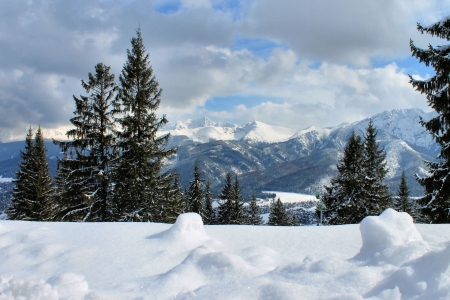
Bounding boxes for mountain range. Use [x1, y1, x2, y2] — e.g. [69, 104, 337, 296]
[0, 108, 439, 199]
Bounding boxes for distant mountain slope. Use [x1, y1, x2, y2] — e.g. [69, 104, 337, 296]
[0, 108, 439, 198]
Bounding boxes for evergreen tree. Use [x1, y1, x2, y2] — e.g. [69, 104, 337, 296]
[204, 179, 215, 224]
[268, 197, 290, 226]
[361, 120, 391, 215]
[7, 127, 54, 221]
[54, 63, 117, 221]
[111, 29, 176, 221]
[7, 128, 35, 220]
[32, 127, 55, 220]
[230, 175, 247, 224]
[322, 131, 365, 224]
[248, 194, 263, 225]
[157, 173, 184, 223]
[410, 17, 450, 223]
[217, 172, 234, 224]
[187, 163, 205, 219]
[393, 170, 413, 214]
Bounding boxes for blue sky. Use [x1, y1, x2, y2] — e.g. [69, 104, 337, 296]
[1, 0, 450, 137]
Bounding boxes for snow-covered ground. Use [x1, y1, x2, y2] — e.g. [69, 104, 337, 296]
[1, 210, 450, 299]
[262, 191, 317, 204]
[0, 177, 12, 183]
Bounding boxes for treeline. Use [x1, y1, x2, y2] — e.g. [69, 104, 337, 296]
[5, 29, 296, 226]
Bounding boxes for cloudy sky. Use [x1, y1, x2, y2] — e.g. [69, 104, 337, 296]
[1, 0, 450, 136]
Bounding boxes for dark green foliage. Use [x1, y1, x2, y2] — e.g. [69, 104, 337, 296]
[323, 131, 365, 224]
[268, 197, 291, 226]
[361, 120, 391, 215]
[7, 127, 54, 220]
[248, 194, 263, 225]
[111, 29, 176, 221]
[204, 179, 215, 224]
[323, 122, 391, 225]
[53, 63, 117, 221]
[392, 170, 413, 214]
[156, 172, 185, 223]
[187, 164, 205, 219]
[410, 17, 450, 223]
[217, 172, 233, 224]
[230, 175, 248, 225]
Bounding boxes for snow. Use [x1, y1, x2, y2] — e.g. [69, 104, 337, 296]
[1, 210, 450, 299]
[0, 177, 13, 183]
[262, 191, 317, 203]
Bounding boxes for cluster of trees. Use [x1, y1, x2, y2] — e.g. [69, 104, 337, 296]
[5, 28, 294, 226]
[182, 165, 296, 226]
[321, 121, 416, 224]
[8, 29, 177, 222]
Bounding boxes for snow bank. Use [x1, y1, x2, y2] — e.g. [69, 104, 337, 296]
[149, 213, 210, 250]
[2, 209, 450, 299]
[0, 273, 98, 300]
[355, 208, 428, 265]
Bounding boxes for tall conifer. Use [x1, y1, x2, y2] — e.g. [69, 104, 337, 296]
[410, 16, 450, 223]
[111, 29, 176, 221]
[248, 195, 263, 225]
[204, 179, 215, 224]
[361, 120, 391, 215]
[187, 164, 206, 219]
[217, 172, 233, 224]
[393, 170, 412, 214]
[54, 63, 117, 221]
[323, 131, 365, 224]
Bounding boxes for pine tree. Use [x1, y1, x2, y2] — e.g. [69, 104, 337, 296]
[410, 17, 450, 223]
[230, 175, 247, 224]
[157, 173, 184, 223]
[7, 128, 34, 220]
[111, 29, 177, 221]
[268, 197, 290, 226]
[187, 163, 205, 219]
[204, 179, 215, 224]
[31, 127, 55, 220]
[248, 194, 263, 225]
[393, 170, 412, 214]
[217, 172, 234, 224]
[54, 63, 117, 221]
[361, 120, 391, 215]
[322, 131, 365, 224]
[7, 127, 54, 221]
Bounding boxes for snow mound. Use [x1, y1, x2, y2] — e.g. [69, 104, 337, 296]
[0, 273, 99, 300]
[149, 213, 210, 250]
[355, 208, 428, 265]
[367, 243, 450, 299]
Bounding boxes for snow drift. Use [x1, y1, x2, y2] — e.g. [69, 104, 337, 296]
[1, 210, 450, 299]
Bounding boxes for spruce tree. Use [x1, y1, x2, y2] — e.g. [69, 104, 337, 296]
[217, 172, 234, 224]
[230, 175, 248, 224]
[187, 164, 206, 219]
[111, 29, 176, 221]
[323, 131, 365, 224]
[7, 128, 35, 220]
[410, 16, 450, 223]
[54, 63, 117, 221]
[268, 197, 290, 226]
[393, 170, 412, 214]
[361, 120, 391, 215]
[248, 194, 263, 225]
[32, 127, 55, 220]
[204, 179, 215, 224]
[7, 127, 54, 221]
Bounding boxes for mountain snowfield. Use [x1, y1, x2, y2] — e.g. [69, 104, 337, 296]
[1, 210, 450, 299]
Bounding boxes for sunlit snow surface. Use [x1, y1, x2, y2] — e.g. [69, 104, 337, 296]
[1, 209, 450, 299]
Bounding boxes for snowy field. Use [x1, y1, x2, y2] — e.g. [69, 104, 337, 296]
[0, 177, 12, 183]
[261, 191, 317, 204]
[1, 210, 450, 299]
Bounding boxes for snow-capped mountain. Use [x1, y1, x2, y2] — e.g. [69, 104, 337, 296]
[160, 108, 438, 196]
[0, 108, 439, 198]
[160, 117, 298, 144]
